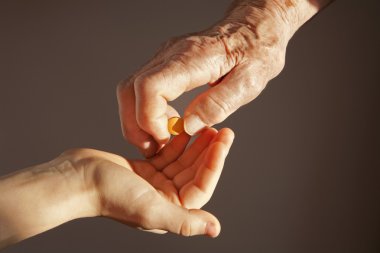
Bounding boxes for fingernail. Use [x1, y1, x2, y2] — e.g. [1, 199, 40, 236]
[206, 222, 217, 238]
[184, 114, 206, 135]
[141, 140, 152, 150]
[140, 141, 157, 158]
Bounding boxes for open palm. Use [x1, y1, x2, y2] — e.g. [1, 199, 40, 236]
[131, 128, 234, 210]
[81, 128, 234, 237]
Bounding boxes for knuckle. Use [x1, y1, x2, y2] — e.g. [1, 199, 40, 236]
[134, 74, 160, 97]
[247, 75, 265, 94]
[197, 94, 231, 125]
[179, 217, 192, 237]
[243, 78, 266, 104]
[134, 75, 150, 95]
[238, 63, 269, 101]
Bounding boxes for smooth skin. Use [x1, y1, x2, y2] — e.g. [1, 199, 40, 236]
[117, 0, 334, 157]
[0, 128, 234, 249]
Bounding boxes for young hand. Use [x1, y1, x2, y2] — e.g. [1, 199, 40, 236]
[0, 128, 234, 249]
[81, 128, 234, 237]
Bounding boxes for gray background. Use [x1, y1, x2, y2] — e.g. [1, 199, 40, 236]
[1, 0, 379, 252]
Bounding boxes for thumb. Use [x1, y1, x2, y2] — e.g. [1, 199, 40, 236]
[133, 37, 235, 146]
[184, 64, 265, 135]
[145, 200, 221, 238]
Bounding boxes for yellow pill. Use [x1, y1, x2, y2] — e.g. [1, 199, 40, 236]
[168, 117, 184, 135]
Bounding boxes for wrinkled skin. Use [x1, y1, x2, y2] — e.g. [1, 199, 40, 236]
[117, 0, 331, 157]
[117, 15, 285, 157]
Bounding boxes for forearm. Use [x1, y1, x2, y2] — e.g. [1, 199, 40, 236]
[0, 157, 97, 249]
[221, 0, 334, 43]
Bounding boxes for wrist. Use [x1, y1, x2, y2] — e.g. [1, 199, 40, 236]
[60, 149, 134, 220]
[0, 154, 99, 246]
[56, 150, 103, 219]
[222, 0, 322, 45]
[205, 8, 288, 80]
[33, 156, 100, 221]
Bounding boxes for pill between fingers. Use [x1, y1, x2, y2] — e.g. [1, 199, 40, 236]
[168, 117, 184, 135]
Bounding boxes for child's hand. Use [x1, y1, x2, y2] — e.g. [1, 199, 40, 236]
[62, 128, 234, 237]
[0, 128, 233, 248]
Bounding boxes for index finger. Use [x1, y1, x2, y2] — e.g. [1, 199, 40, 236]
[133, 38, 233, 146]
[179, 128, 234, 208]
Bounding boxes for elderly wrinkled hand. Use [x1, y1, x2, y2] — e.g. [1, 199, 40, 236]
[117, 0, 326, 157]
